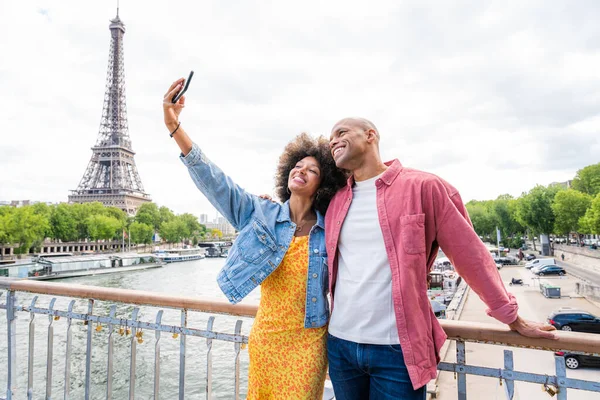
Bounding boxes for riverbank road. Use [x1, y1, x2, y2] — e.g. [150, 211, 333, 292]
[436, 265, 600, 400]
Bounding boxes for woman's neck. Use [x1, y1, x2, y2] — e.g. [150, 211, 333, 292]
[289, 194, 316, 223]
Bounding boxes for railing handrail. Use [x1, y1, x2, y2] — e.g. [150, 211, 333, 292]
[2, 278, 600, 355]
[0, 278, 258, 318]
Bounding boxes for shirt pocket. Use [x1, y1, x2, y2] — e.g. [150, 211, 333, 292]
[237, 219, 277, 263]
[400, 213, 426, 254]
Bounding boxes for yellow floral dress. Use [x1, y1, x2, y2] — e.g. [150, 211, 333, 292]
[247, 235, 327, 400]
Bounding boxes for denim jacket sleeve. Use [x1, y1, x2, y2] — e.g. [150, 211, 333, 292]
[180, 142, 255, 231]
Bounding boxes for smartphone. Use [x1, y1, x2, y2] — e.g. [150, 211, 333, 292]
[172, 70, 194, 103]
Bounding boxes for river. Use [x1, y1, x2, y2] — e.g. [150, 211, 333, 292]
[0, 257, 259, 399]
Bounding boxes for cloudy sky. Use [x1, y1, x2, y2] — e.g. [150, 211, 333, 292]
[1, 1, 599, 219]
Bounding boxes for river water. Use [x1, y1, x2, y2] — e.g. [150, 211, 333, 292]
[0, 257, 259, 399]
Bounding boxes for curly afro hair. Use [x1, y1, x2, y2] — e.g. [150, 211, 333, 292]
[274, 132, 348, 215]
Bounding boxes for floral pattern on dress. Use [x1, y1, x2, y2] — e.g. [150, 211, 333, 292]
[247, 235, 327, 400]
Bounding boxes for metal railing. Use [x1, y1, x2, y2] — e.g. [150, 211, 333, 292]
[2, 279, 600, 400]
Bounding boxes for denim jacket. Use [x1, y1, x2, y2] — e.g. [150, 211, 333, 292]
[180, 143, 330, 328]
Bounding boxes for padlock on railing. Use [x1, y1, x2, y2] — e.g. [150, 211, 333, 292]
[542, 383, 557, 397]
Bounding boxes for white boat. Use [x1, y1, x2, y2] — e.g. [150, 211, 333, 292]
[154, 247, 206, 263]
[0, 253, 164, 280]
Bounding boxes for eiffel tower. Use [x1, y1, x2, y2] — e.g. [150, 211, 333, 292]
[69, 9, 150, 215]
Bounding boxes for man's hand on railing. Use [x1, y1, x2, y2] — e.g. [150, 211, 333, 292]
[508, 315, 557, 340]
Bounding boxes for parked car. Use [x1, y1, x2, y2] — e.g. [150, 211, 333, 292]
[534, 265, 566, 276]
[547, 308, 600, 333]
[555, 352, 600, 369]
[524, 253, 536, 261]
[525, 258, 557, 269]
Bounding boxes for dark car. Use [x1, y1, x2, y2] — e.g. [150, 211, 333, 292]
[524, 253, 536, 261]
[555, 351, 600, 369]
[534, 265, 566, 276]
[547, 309, 600, 333]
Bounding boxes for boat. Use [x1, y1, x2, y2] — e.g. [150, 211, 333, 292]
[153, 247, 206, 263]
[0, 253, 164, 280]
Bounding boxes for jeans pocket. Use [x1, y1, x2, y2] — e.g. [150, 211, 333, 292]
[387, 344, 404, 354]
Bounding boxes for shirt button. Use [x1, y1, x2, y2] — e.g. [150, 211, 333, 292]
[313, 273, 318, 278]
[313, 249, 319, 253]
[337, 221, 340, 225]
[312, 297, 317, 302]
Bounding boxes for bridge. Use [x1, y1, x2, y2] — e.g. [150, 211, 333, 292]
[1, 279, 600, 399]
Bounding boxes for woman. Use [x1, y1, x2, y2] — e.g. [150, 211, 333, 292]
[162, 78, 347, 399]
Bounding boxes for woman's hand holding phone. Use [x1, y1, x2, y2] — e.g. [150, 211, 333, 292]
[163, 77, 187, 132]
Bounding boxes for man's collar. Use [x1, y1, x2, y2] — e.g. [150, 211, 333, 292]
[345, 159, 403, 187]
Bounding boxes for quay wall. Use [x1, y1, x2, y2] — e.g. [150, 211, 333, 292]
[554, 243, 600, 274]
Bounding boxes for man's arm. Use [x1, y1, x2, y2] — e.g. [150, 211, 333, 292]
[431, 180, 556, 339]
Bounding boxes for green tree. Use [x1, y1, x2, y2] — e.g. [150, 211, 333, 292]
[159, 206, 175, 226]
[129, 222, 154, 244]
[551, 189, 592, 236]
[160, 219, 187, 243]
[50, 203, 79, 242]
[516, 185, 561, 237]
[571, 163, 600, 196]
[0, 207, 13, 244]
[136, 203, 161, 230]
[105, 206, 127, 225]
[579, 193, 600, 234]
[179, 213, 201, 239]
[8, 206, 50, 254]
[466, 200, 495, 238]
[85, 215, 122, 241]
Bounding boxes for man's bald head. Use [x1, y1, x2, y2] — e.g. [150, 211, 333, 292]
[333, 117, 380, 139]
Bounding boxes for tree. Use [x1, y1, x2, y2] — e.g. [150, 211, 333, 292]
[105, 207, 127, 225]
[160, 219, 187, 243]
[85, 215, 122, 241]
[136, 203, 161, 231]
[580, 193, 600, 234]
[50, 203, 78, 242]
[571, 163, 600, 196]
[179, 213, 201, 239]
[516, 185, 561, 236]
[210, 228, 223, 239]
[0, 207, 13, 244]
[129, 222, 154, 244]
[466, 200, 495, 238]
[159, 206, 175, 226]
[8, 206, 50, 254]
[552, 189, 592, 236]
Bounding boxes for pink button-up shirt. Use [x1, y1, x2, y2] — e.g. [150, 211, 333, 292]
[325, 159, 518, 389]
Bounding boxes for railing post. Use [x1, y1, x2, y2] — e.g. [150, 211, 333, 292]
[179, 309, 188, 400]
[456, 340, 467, 400]
[6, 290, 17, 400]
[84, 299, 94, 400]
[128, 307, 140, 400]
[63, 300, 76, 400]
[106, 305, 117, 400]
[153, 310, 164, 400]
[27, 296, 39, 400]
[503, 350, 514, 400]
[206, 316, 215, 400]
[46, 298, 57, 399]
[234, 320, 243, 400]
[555, 354, 567, 400]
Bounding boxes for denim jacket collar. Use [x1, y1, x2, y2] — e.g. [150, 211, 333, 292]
[277, 201, 325, 230]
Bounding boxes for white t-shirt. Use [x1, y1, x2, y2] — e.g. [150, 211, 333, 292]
[328, 173, 399, 344]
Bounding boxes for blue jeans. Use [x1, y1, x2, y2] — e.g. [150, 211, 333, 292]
[327, 334, 426, 400]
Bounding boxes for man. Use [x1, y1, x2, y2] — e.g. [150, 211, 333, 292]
[324, 117, 556, 399]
